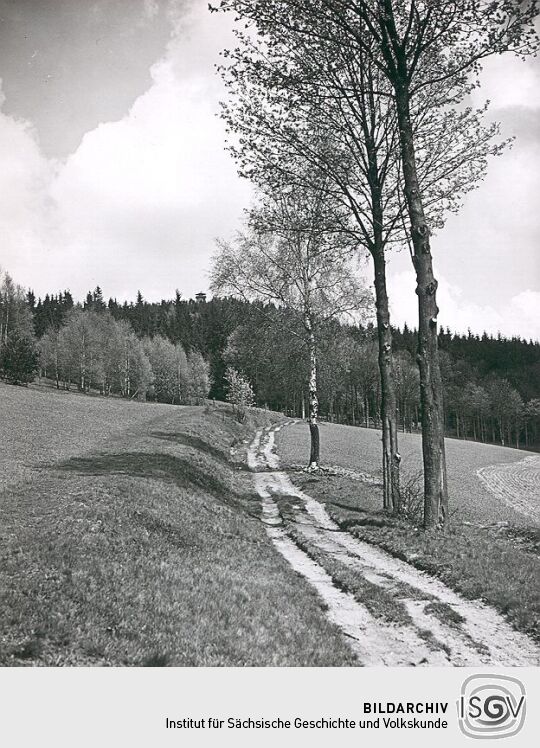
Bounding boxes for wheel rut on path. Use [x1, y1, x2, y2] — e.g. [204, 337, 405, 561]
[248, 424, 540, 667]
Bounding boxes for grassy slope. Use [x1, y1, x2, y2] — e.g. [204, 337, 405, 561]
[278, 422, 540, 643]
[0, 383, 356, 666]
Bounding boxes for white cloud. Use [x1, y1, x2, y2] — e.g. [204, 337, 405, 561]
[0, 83, 60, 279]
[388, 271, 540, 341]
[143, 0, 160, 20]
[0, 5, 251, 302]
[473, 55, 540, 111]
[49, 51, 250, 299]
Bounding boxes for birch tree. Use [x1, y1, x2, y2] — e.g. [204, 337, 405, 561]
[38, 327, 64, 388]
[143, 336, 189, 404]
[212, 184, 370, 469]
[187, 352, 212, 404]
[58, 310, 103, 392]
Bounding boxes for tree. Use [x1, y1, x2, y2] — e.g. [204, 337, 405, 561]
[58, 309, 104, 391]
[346, 339, 380, 428]
[487, 378, 524, 447]
[187, 351, 212, 404]
[223, 308, 308, 414]
[0, 271, 39, 385]
[224, 366, 255, 422]
[0, 334, 39, 384]
[32, 290, 74, 336]
[38, 327, 65, 388]
[394, 350, 420, 433]
[142, 336, 190, 404]
[0, 272, 36, 347]
[524, 399, 540, 448]
[143, 335, 178, 403]
[172, 343, 190, 405]
[84, 286, 106, 312]
[458, 383, 490, 442]
[213, 0, 535, 526]
[112, 320, 153, 400]
[212, 182, 369, 469]
[507, 389, 524, 449]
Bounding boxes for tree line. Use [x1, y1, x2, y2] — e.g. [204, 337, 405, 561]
[0, 273, 210, 404]
[220, 309, 540, 451]
[2, 270, 538, 451]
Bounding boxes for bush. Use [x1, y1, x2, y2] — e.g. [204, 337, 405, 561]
[0, 335, 39, 385]
[224, 366, 255, 422]
[398, 470, 424, 525]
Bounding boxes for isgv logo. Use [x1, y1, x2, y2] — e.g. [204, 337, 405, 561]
[458, 674, 526, 739]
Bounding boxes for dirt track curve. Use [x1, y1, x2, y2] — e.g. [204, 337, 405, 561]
[248, 423, 540, 667]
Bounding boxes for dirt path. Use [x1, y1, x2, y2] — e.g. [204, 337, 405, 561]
[248, 424, 540, 667]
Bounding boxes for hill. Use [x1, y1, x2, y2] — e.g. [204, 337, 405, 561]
[0, 383, 354, 666]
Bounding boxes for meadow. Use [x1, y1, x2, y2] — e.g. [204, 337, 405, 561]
[3, 383, 537, 665]
[0, 383, 355, 666]
[277, 422, 540, 642]
[277, 421, 539, 525]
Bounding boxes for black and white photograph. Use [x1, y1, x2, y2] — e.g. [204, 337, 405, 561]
[0, 0, 539, 742]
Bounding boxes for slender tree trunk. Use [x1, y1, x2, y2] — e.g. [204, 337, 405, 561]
[305, 316, 320, 470]
[372, 246, 401, 512]
[352, 57, 402, 513]
[394, 83, 448, 530]
[80, 332, 87, 392]
[125, 348, 131, 398]
[54, 349, 60, 390]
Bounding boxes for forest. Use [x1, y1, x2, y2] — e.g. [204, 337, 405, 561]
[1, 271, 539, 451]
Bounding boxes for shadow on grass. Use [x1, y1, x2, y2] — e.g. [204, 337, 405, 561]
[56, 451, 231, 495]
[54, 451, 261, 517]
[325, 500, 373, 514]
[149, 431, 229, 463]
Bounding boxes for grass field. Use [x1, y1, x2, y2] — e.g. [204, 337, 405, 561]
[0, 383, 356, 666]
[277, 421, 540, 526]
[277, 422, 540, 643]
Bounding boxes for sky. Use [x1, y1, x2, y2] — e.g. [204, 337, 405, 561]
[0, 0, 538, 340]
